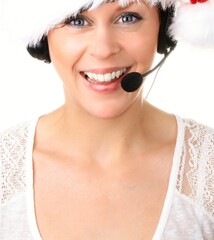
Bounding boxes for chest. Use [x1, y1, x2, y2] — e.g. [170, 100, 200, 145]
[33, 157, 171, 240]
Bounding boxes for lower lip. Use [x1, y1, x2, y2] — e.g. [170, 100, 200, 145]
[82, 75, 124, 93]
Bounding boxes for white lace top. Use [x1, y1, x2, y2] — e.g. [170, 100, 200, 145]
[0, 116, 214, 240]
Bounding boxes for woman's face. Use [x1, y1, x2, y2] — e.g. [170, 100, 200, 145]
[48, 1, 159, 119]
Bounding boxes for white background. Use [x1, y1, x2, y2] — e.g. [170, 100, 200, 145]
[0, 31, 214, 132]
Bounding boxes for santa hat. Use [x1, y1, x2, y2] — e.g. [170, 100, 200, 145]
[170, 0, 214, 48]
[1, 0, 214, 48]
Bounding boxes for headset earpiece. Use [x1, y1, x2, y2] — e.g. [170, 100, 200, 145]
[157, 6, 177, 54]
[27, 37, 51, 63]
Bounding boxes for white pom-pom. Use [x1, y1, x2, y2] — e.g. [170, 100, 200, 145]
[170, 0, 214, 48]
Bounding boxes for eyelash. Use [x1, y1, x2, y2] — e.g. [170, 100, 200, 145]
[64, 15, 90, 27]
[64, 12, 143, 28]
[117, 12, 143, 24]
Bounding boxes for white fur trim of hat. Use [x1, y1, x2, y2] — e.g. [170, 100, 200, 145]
[1, 0, 214, 48]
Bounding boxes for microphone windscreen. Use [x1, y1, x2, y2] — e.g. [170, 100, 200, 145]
[121, 72, 143, 92]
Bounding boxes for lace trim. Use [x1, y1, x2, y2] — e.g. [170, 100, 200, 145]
[1, 118, 213, 218]
[176, 119, 214, 217]
[0, 122, 30, 208]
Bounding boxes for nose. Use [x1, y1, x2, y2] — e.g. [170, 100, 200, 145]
[89, 27, 121, 59]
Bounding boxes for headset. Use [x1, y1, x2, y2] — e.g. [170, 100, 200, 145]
[27, 5, 177, 64]
[157, 5, 177, 54]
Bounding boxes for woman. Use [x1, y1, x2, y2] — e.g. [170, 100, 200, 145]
[1, 0, 214, 239]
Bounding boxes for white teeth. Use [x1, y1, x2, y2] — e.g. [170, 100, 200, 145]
[87, 72, 93, 79]
[84, 68, 126, 83]
[104, 73, 112, 82]
[115, 70, 121, 78]
[93, 73, 98, 81]
[111, 71, 116, 79]
[97, 74, 105, 82]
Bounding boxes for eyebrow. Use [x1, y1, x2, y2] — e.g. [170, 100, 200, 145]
[90, 0, 142, 10]
[107, 0, 145, 11]
[68, 0, 144, 19]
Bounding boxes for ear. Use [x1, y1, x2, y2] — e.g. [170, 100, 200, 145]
[27, 37, 51, 63]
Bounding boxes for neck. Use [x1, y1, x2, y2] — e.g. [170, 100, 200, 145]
[35, 100, 163, 167]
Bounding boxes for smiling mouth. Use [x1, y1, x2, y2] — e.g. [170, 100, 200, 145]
[81, 68, 127, 84]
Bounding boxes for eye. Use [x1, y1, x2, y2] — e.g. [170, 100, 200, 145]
[72, 18, 86, 26]
[117, 12, 143, 24]
[64, 15, 90, 27]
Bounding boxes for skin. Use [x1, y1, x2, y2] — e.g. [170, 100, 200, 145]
[33, 1, 177, 239]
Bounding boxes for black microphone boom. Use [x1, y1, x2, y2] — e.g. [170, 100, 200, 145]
[121, 47, 174, 92]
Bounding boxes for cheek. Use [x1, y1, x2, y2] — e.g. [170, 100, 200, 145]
[133, 32, 157, 63]
[48, 31, 86, 75]
[127, 14, 160, 66]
